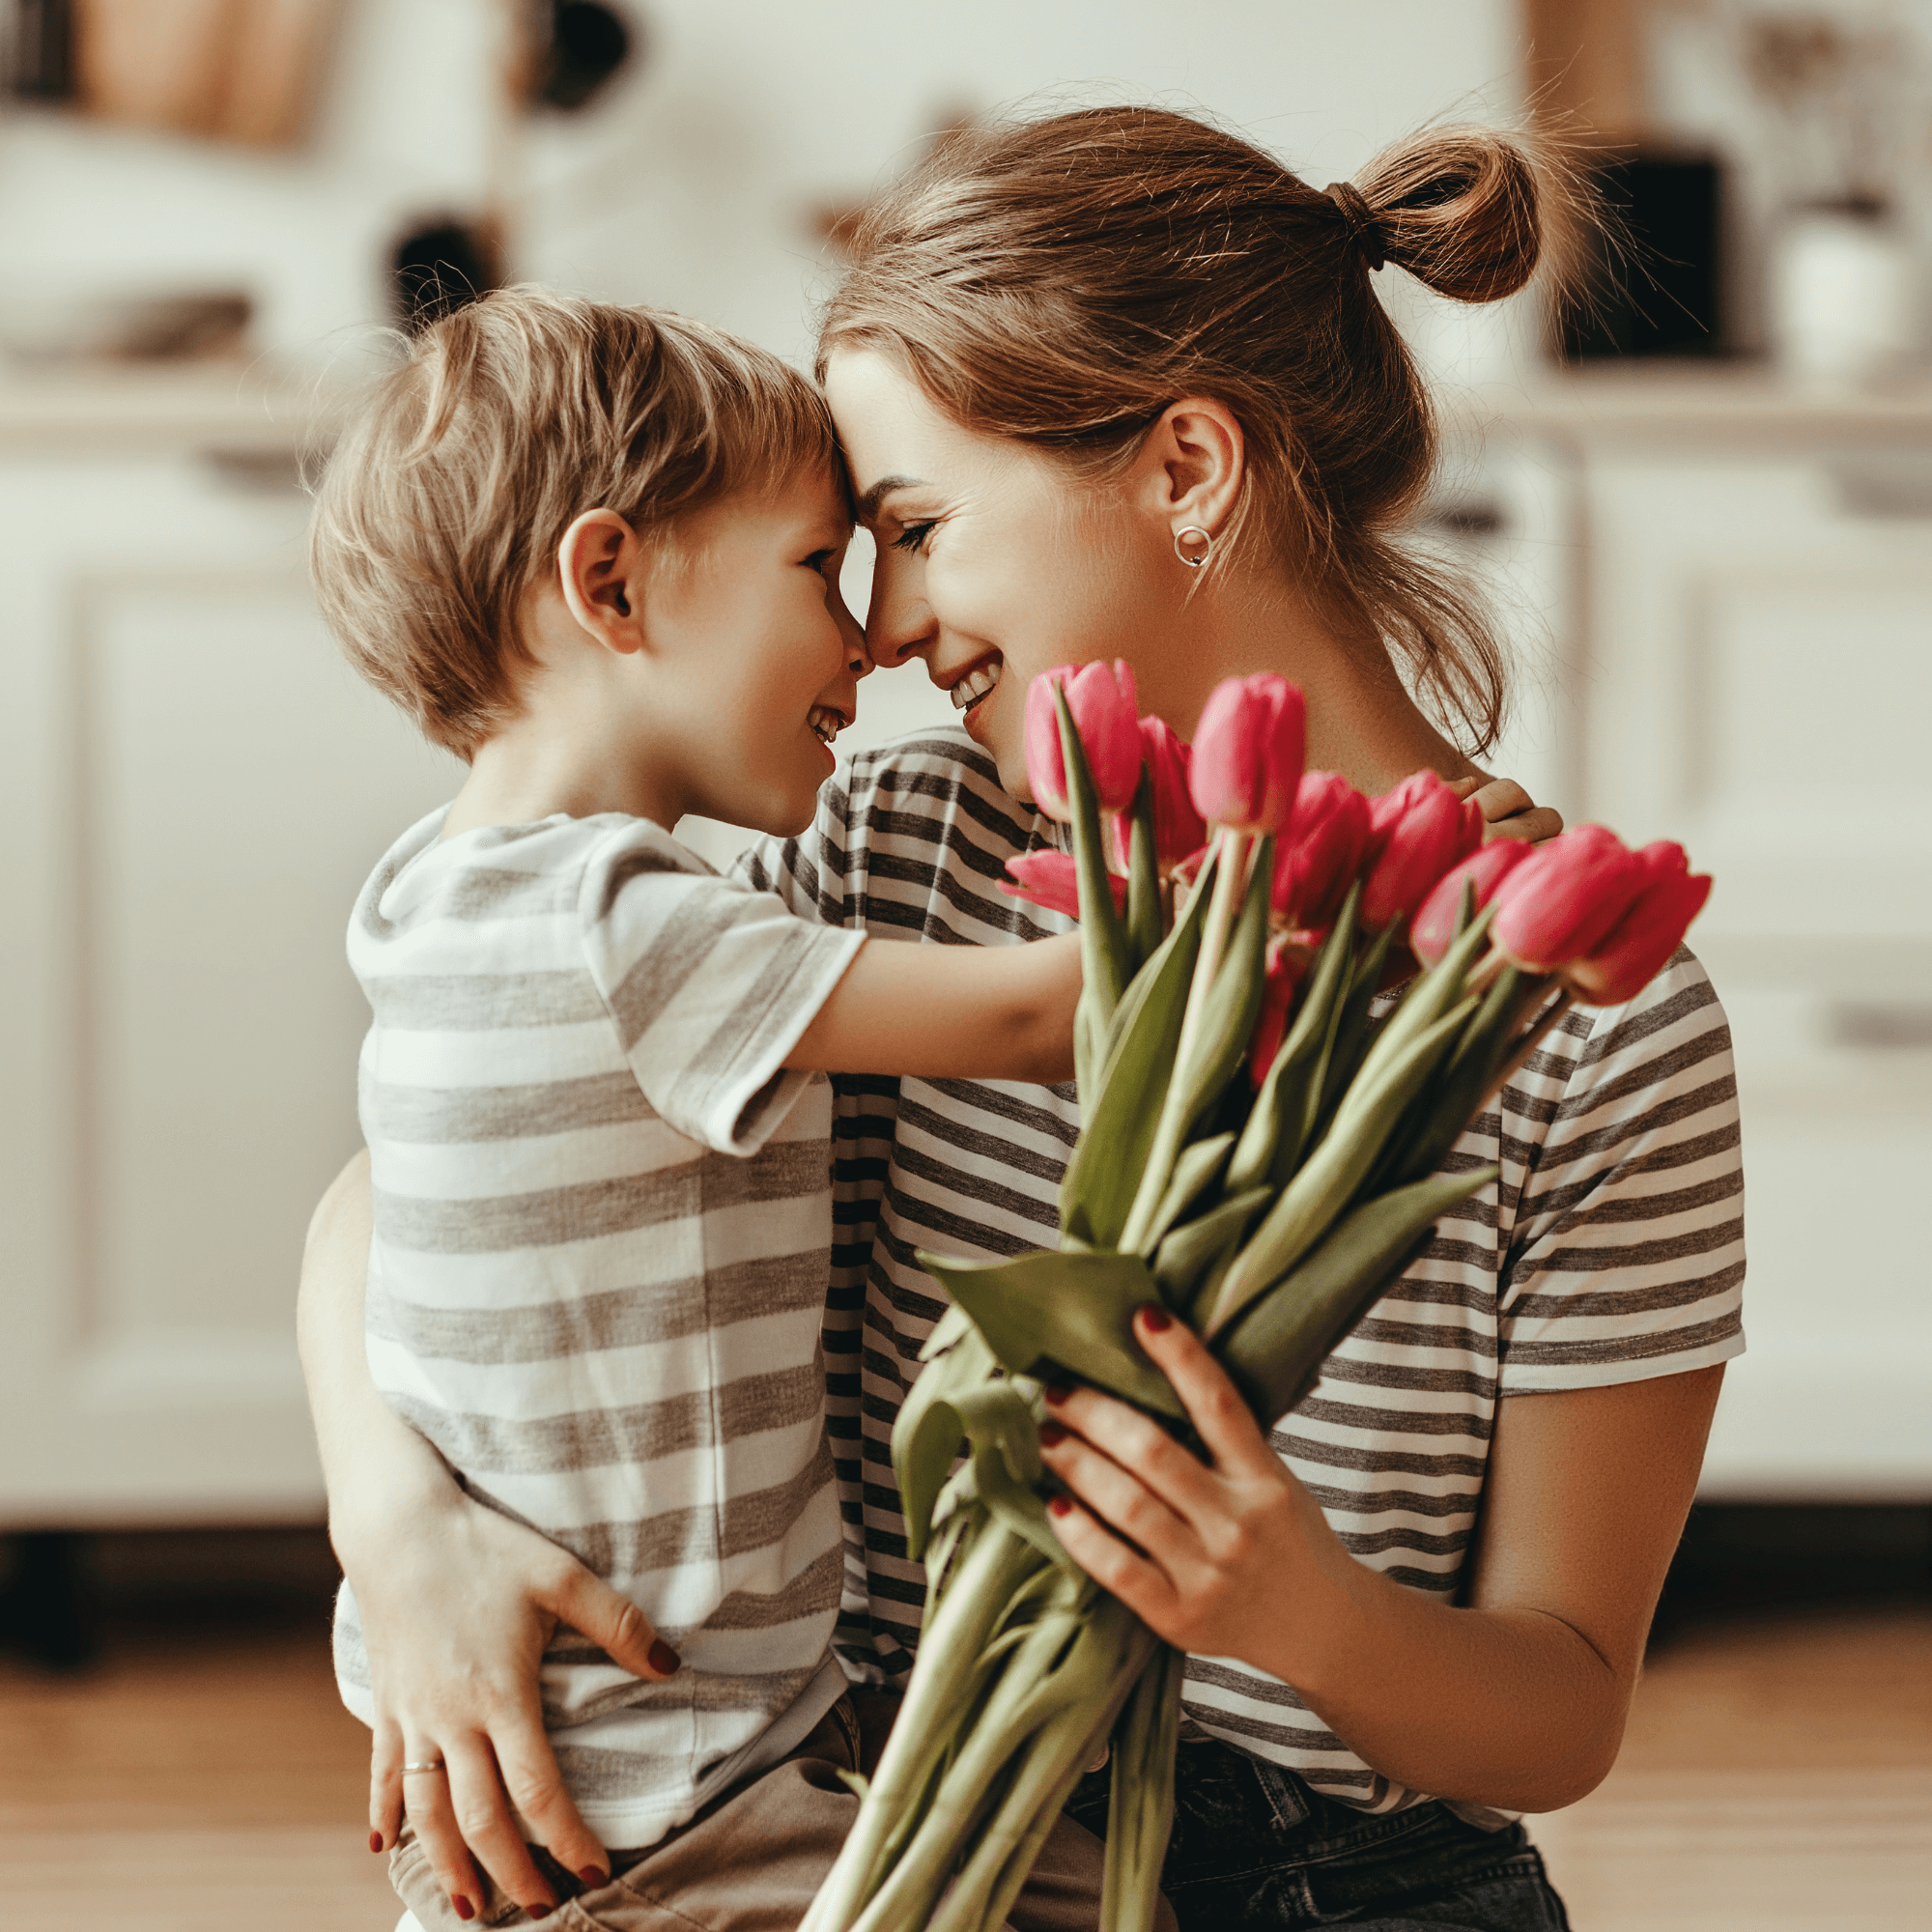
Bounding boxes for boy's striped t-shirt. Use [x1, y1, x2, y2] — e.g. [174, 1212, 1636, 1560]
[333, 807, 864, 1848]
[737, 728, 1746, 1824]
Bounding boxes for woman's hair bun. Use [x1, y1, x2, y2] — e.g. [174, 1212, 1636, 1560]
[1351, 126, 1548, 305]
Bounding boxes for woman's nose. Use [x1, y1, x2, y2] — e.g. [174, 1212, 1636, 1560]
[864, 550, 934, 670]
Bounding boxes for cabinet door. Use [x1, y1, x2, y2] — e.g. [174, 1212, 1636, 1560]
[0, 452, 461, 1522]
[1577, 451, 1932, 1498]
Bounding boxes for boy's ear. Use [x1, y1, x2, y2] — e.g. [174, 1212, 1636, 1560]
[557, 508, 646, 654]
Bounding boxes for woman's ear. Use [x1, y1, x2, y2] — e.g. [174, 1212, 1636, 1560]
[557, 509, 645, 654]
[1138, 396, 1245, 545]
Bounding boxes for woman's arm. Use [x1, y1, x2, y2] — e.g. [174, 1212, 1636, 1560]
[298, 1156, 675, 1919]
[1038, 1308, 1720, 1814]
[786, 931, 1081, 1082]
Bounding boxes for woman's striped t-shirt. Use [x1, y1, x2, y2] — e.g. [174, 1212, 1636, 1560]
[737, 729, 1746, 1820]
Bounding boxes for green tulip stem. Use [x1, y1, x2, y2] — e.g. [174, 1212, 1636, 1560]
[1124, 768, 1164, 968]
[807, 1523, 1038, 1932]
[1174, 826, 1251, 1076]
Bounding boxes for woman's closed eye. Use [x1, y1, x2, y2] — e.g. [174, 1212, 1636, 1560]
[889, 520, 938, 555]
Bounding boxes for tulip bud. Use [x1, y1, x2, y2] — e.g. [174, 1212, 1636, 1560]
[1114, 715, 1207, 875]
[1409, 839, 1537, 966]
[1247, 934, 1308, 1088]
[1187, 673, 1307, 835]
[1489, 825, 1650, 972]
[998, 849, 1125, 922]
[1563, 843, 1712, 1005]
[1359, 772, 1484, 933]
[1023, 662, 1142, 822]
[1270, 772, 1371, 931]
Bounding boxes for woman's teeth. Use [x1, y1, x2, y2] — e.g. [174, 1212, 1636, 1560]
[809, 706, 842, 745]
[950, 661, 1002, 711]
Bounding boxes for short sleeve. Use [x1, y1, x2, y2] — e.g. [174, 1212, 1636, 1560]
[1496, 949, 1747, 1392]
[581, 822, 863, 1156]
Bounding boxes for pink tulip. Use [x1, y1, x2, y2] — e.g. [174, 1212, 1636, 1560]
[1359, 772, 1484, 933]
[1023, 662, 1142, 821]
[1247, 934, 1309, 1087]
[1489, 825, 1650, 972]
[1409, 839, 1537, 966]
[1187, 673, 1307, 835]
[1112, 715, 1208, 875]
[998, 849, 1126, 922]
[1564, 844, 1712, 1005]
[1271, 772, 1372, 931]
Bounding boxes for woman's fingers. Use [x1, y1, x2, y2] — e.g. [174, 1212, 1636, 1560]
[542, 1560, 680, 1686]
[370, 1712, 406, 1854]
[1044, 1490, 1181, 1629]
[399, 1740, 493, 1922]
[487, 1671, 613, 1889]
[1129, 1307, 1280, 1475]
[1038, 1415, 1193, 1566]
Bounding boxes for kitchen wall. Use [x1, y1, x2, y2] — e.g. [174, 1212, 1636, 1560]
[0, 1, 1539, 378]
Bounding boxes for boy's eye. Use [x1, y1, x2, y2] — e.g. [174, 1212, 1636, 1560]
[804, 548, 838, 572]
[890, 521, 937, 555]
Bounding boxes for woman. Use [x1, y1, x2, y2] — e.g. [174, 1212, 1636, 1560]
[301, 107, 1743, 1929]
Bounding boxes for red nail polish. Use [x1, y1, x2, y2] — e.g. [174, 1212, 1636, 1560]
[1048, 1494, 1074, 1517]
[527, 1907, 553, 1921]
[1043, 1383, 1071, 1406]
[451, 1898, 475, 1923]
[1139, 1304, 1173, 1332]
[370, 1831, 384, 1855]
[648, 1638, 682, 1675]
[579, 1865, 610, 1888]
[1037, 1420, 1066, 1447]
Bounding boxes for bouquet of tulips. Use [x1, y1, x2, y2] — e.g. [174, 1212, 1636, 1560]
[803, 666, 1712, 1932]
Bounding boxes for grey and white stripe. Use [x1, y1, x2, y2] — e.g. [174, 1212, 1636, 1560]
[334, 808, 864, 1847]
[737, 730, 1745, 1823]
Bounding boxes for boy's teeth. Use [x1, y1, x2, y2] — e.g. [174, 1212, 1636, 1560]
[950, 661, 1003, 711]
[809, 706, 840, 745]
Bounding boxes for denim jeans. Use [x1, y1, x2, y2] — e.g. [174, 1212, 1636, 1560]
[1065, 1739, 1572, 1932]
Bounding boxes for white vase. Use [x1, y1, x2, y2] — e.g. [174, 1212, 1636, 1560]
[1768, 201, 1918, 386]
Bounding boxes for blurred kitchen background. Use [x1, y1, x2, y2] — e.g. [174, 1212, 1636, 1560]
[0, 3, 1926, 1927]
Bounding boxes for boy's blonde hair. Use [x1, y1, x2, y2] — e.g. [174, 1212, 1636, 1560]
[311, 287, 838, 756]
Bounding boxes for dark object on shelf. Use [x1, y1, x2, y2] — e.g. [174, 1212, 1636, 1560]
[531, 0, 634, 112]
[0, 1531, 98, 1670]
[1559, 151, 1726, 360]
[392, 220, 499, 333]
[6, 0, 73, 98]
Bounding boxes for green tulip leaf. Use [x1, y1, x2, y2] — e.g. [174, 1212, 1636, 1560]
[1124, 768, 1163, 972]
[1226, 892, 1359, 1195]
[1138, 1132, 1236, 1258]
[1058, 853, 1214, 1247]
[1056, 687, 1132, 1071]
[1212, 1165, 1498, 1425]
[1149, 1186, 1271, 1309]
[1207, 996, 1477, 1335]
[917, 1246, 1184, 1419]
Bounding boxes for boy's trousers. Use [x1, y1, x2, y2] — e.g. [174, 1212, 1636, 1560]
[390, 1691, 1178, 1932]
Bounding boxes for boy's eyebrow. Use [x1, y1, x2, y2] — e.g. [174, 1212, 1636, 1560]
[854, 473, 927, 523]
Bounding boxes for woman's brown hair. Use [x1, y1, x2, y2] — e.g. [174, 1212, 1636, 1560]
[819, 107, 1562, 754]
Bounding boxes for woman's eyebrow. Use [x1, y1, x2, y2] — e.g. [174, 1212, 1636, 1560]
[855, 473, 928, 523]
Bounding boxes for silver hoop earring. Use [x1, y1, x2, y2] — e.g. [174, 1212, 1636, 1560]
[1174, 526, 1215, 569]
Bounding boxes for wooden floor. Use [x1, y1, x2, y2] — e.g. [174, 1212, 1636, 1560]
[2, 1565, 1927, 1931]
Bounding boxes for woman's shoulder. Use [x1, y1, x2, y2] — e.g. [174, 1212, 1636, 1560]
[1534, 946, 1735, 1120]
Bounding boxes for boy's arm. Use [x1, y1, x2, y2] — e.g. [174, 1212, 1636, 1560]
[784, 930, 1082, 1082]
[298, 1156, 672, 1920]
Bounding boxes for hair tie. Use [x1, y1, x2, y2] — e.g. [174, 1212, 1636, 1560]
[1323, 182, 1386, 272]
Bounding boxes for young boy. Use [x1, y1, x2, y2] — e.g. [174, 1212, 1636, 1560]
[309, 289, 1097, 1930]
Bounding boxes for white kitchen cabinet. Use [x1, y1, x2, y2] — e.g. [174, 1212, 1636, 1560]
[0, 371, 462, 1524]
[1473, 374, 1932, 1499]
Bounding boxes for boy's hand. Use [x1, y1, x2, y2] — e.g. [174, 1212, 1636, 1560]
[1450, 774, 1563, 844]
